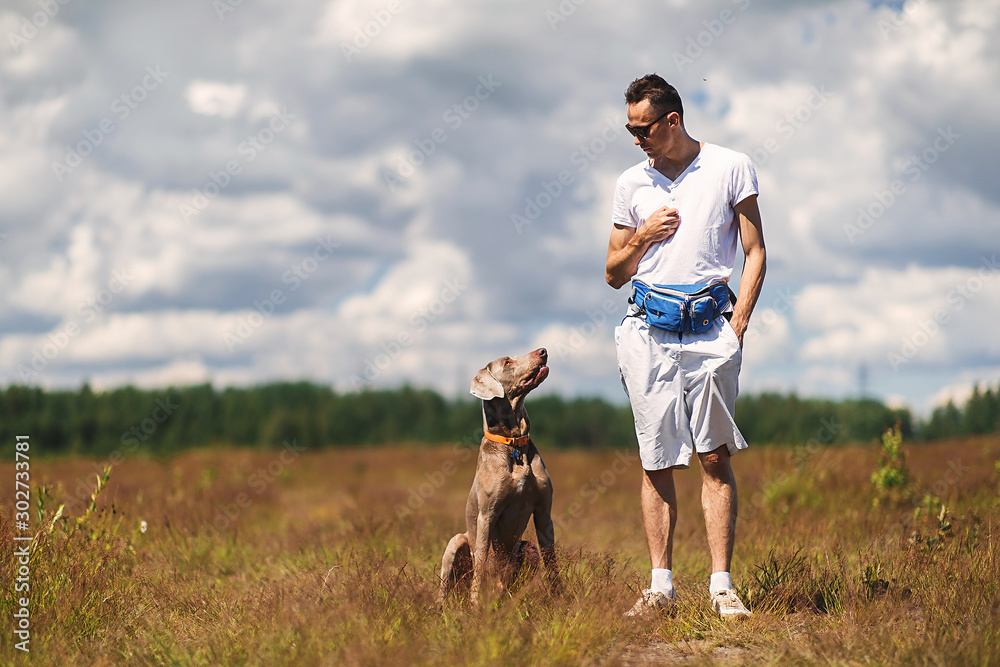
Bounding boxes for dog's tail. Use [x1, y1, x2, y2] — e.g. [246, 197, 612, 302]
[437, 533, 473, 603]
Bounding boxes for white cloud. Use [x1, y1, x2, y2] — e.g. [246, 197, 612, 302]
[185, 81, 248, 118]
[9, 223, 103, 318]
[2, 0, 999, 415]
[797, 362, 858, 398]
[337, 239, 474, 332]
[796, 261, 1000, 369]
[90, 357, 212, 391]
[742, 308, 793, 369]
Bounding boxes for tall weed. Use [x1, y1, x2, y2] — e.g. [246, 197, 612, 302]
[871, 422, 911, 507]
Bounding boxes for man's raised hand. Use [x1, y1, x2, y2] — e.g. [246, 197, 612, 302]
[639, 206, 681, 244]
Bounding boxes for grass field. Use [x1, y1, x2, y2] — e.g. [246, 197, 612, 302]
[2, 434, 999, 665]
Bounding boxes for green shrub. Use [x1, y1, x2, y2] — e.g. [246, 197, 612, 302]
[871, 423, 910, 507]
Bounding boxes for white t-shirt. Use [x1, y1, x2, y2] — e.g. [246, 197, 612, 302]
[611, 142, 758, 286]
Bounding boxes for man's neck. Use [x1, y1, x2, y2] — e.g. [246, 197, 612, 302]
[650, 137, 703, 181]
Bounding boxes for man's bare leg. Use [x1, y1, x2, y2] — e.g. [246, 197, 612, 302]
[625, 466, 680, 615]
[698, 445, 751, 616]
[697, 445, 737, 574]
[641, 467, 678, 570]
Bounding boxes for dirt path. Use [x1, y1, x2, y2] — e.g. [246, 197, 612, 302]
[618, 639, 753, 665]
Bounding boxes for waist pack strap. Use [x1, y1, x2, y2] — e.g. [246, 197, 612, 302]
[725, 286, 737, 321]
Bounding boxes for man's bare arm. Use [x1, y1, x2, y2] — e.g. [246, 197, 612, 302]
[729, 195, 766, 347]
[605, 224, 646, 290]
[605, 206, 681, 289]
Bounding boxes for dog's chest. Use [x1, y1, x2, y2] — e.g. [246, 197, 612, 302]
[515, 471, 530, 493]
[510, 463, 537, 496]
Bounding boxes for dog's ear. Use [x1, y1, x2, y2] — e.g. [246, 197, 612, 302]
[470, 362, 504, 400]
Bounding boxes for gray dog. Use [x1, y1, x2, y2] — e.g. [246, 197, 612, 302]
[437, 348, 560, 604]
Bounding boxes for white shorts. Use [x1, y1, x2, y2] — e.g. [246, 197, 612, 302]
[615, 310, 747, 471]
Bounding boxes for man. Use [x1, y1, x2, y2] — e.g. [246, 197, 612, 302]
[605, 74, 765, 618]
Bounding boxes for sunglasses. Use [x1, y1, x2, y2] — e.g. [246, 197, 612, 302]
[625, 109, 672, 140]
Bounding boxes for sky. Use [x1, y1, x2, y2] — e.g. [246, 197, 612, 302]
[1, 0, 998, 416]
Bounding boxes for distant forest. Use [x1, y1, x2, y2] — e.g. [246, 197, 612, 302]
[1, 381, 997, 457]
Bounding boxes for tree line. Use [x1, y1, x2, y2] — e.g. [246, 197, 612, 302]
[2, 380, 994, 458]
[920, 384, 1000, 440]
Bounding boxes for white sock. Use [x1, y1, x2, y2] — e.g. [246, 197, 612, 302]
[651, 568, 674, 596]
[710, 571, 732, 594]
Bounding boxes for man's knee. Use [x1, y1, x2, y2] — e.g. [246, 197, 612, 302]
[698, 445, 732, 476]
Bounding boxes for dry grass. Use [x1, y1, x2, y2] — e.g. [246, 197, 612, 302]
[1, 435, 999, 665]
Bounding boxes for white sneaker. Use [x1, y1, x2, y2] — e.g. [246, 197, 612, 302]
[711, 589, 751, 618]
[625, 588, 676, 617]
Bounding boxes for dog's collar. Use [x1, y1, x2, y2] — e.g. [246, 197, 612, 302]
[484, 430, 529, 464]
[483, 430, 530, 448]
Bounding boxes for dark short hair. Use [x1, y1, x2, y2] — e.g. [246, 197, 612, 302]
[624, 74, 684, 123]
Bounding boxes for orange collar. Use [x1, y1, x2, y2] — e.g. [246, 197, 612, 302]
[483, 431, 530, 448]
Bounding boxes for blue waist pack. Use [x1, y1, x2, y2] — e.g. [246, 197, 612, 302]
[630, 280, 732, 334]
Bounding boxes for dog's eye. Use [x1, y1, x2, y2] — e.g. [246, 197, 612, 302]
[504, 358, 512, 366]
